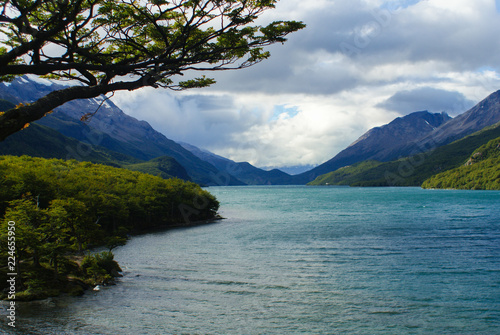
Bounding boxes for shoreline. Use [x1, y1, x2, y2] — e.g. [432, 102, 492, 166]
[2, 214, 224, 303]
[129, 214, 225, 236]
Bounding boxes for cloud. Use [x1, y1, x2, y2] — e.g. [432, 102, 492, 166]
[377, 87, 476, 116]
[114, 87, 396, 167]
[206, 0, 500, 95]
[113, 89, 265, 150]
[111, 0, 500, 169]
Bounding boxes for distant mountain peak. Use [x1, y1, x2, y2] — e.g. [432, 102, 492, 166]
[345, 110, 451, 153]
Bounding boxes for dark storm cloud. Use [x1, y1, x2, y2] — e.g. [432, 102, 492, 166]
[210, 0, 500, 96]
[377, 87, 476, 116]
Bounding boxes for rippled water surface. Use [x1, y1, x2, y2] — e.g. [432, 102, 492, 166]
[3, 186, 500, 334]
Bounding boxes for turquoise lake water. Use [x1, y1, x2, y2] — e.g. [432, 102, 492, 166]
[3, 186, 500, 334]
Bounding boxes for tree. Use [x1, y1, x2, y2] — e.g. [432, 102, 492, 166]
[42, 203, 73, 278]
[3, 196, 48, 269]
[0, 0, 305, 140]
[48, 198, 97, 255]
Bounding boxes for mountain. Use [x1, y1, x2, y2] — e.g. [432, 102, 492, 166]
[0, 100, 192, 180]
[0, 121, 137, 166]
[292, 111, 452, 184]
[0, 121, 192, 181]
[179, 142, 294, 185]
[414, 90, 500, 149]
[308, 121, 500, 187]
[299, 90, 500, 184]
[0, 76, 244, 186]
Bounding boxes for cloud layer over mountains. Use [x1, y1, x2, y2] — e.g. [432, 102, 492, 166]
[113, 0, 500, 169]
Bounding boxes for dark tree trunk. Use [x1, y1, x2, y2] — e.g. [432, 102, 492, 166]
[53, 255, 58, 280]
[32, 249, 41, 268]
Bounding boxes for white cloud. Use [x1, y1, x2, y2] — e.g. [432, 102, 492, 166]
[112, 0, 500, 169]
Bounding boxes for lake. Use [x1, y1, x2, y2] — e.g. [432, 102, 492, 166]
[2, 186, 500, 334]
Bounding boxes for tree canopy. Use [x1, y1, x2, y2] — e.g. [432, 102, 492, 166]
[421, 137, 500, 190]
[0, 0, 304, 140]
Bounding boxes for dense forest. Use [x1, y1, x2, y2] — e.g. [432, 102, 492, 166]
[0, 155, 219, 300]
[422, 137, 500, 190]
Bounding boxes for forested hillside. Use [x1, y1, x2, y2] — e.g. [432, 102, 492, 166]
[422, 137, 500, 190]
[309, 122, 500, 187]
[0, 155, 219, 300]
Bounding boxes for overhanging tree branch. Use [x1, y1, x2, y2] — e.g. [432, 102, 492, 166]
[0, 0, 305, 141]
[0, 77, 149, 140]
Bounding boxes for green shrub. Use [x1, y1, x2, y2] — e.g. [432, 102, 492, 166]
[81, 251, 121, 285]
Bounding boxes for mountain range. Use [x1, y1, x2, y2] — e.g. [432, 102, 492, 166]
[308, 121, 500, 186]
[0, 76, 287, 186]
[1, 76, 500, 187]
[179, 142, 294, 185]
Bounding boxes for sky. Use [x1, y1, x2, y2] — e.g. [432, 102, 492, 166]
[112, 0, 500, 171]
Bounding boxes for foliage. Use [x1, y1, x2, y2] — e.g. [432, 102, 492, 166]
[308, 160, 383, 186]
[0, 1, 305, 140]
[0, 155, 219, 299]
[0, 155, 219, 229]
[81, 251, 121, 285]
[125, 156, 191, 180]
[422, 137, 500, 190]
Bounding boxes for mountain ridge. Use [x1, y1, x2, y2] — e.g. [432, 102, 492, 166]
[179, 142, 294, 185]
